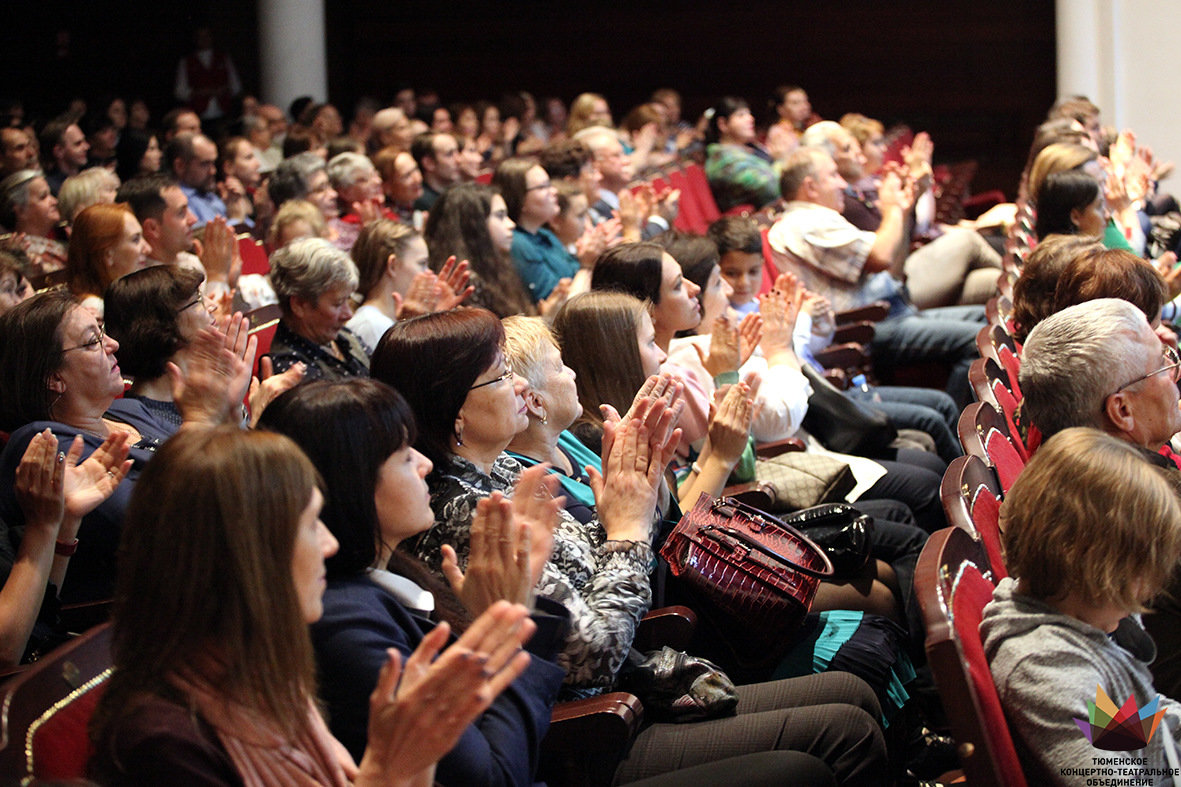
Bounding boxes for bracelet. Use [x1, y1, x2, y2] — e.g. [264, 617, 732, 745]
[691, 462, 704, 475]
[55, 538, 78, 557]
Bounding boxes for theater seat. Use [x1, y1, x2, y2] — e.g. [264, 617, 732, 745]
[915, 528, 1027, 787]
[0, 623, 112, 781]
[940, 454, 1007, 578]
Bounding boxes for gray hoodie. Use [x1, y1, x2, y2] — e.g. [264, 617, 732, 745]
[980, 577, 1181, 786]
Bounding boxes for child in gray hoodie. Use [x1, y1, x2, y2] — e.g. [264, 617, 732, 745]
[980, 428, 1181, 785]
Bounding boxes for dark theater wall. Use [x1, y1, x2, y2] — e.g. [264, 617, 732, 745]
[2, 1, 1054, 197]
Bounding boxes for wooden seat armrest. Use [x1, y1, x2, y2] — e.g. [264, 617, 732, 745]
[832, 321, 875, 345]
[634, 605, 698, 653]
[756, 437, 806, 458]
[814, 343, 870, 372]
[834, 301, 889, 325]
[541, 693, 643, 785]
[823, 368, 849, 389]
[721, 481, 775, 513]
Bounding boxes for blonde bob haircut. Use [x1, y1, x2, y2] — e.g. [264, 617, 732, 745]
[502, 314, 560, 390]
[1001, 427, 1181, 612]
[1027, 142, 1096, 205]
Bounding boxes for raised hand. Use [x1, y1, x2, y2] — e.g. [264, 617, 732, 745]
[696, 316, 742, 378]
[435, 256, 474, 309]
[355, 602, 534, 787]
[537, 278, 572, 316]
[14, 430, 66, 536]
[197, 216, 240, 288]
[759, 273, 805, 367]
[248, 356, 306, 427]
[705, 381, 755, 465]
[168, 314, 256, 427]
[439, 467, 561, 614]
[398, 271, 441, 318]
[589, 398, 681, 543]
[62, 432, 132, 519]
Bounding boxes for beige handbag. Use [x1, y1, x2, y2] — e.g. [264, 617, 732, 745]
[754, 452, 856, 512]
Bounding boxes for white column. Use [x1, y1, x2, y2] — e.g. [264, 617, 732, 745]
[1055, 0, 1104, 102]
[258, 0, 327, 112]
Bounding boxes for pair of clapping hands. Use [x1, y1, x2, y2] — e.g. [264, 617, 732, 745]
[439, 376, 685, 606]
[695, 271, 806, 378]
[165, 310, 307, 428]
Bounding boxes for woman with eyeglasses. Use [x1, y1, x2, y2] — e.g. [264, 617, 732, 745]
[0, 289, 253, 604]
[371, 307, 892, 785]
[493, 157, 584, 307]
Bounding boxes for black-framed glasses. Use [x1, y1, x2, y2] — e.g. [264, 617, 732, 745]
[177, 296, 205, 314]
[60, 325, 106, 354]
[525, 180, 553, 192]
[1112, 345, 1181, 394]
[469, 363, 514, 390]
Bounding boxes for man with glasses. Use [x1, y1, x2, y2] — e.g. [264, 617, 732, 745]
[1020, 297, 1181, 696]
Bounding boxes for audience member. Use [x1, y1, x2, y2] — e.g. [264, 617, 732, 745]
[0, 169, 67, 274]
[267, 237, 369, 379]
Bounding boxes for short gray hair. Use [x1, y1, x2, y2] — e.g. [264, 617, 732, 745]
[326, 152, 375, 191]
[573, 126, 620, 157]
[1020, 298, 1150, 437]
[269, 152, 327, 208]
[269, 237, 359, 314]
[0, 169, 40, 222]
[58, 167, 120, 223]
[799, 121, 845, 158]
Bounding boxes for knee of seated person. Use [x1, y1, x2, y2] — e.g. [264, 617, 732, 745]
[811, 671, 883, 721]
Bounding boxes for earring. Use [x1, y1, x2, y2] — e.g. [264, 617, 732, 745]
[454, 427, 464, 447]
[48, 390, 62, 418]
[538, 408, 548, 425]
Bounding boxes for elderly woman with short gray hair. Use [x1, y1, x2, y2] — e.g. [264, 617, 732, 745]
[326, 151, 392, 252]
[266, 236, 369, 381]
[0, 169, 66, 275]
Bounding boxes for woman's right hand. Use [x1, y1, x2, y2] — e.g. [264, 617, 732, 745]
[14, 430, 66, 538]
[440, 467, 562, 614]
[356, 602, 535, 787]
[705, 382, 754, 465]
[589, 397, 681, 543]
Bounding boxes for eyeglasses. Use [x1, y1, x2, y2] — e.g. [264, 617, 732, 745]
[176, 296, 206, 314]
[1111, 345, 1181, 394]
[525, 180, 553, 192]
[469, 363, 514, 390]
[61, 325, 106, 353]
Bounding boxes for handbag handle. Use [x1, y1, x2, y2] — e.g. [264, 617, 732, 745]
[699, 524, 834, 579]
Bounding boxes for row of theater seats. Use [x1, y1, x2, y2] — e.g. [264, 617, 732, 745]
[915, 278, 1031, 787]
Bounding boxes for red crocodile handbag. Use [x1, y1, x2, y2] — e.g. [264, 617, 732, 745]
[659, 493, 834, 667]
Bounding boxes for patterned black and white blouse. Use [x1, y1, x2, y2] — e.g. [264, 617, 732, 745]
[410, 452, 653, 692]
[267, 321, 370, 382]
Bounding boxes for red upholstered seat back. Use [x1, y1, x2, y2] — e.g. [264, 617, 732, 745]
[915, 528, 1027, 787]
[759, 227, 777, 297]
[684, 164, 721, 224]
[950, 566, 1027, 785]
[982, 427, 1024, 495]
[30, 680, 107, 779]
[0, 623, 112, 781]
[237, 234, 270, 277]
[968, 486, 1006, 579]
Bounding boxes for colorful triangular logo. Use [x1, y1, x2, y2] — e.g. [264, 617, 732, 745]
[1074, 685, 1165, 751]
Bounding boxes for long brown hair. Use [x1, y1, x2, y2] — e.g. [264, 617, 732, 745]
[551, 290, 647, 435]
[93, 427, 322, 743]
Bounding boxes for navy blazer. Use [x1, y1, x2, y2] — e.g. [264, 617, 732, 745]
[311, 575, 567, 785]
